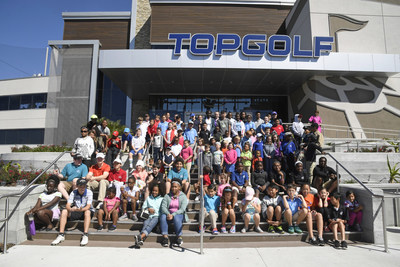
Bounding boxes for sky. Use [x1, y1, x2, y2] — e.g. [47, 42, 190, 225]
[0, 0, 131, 80]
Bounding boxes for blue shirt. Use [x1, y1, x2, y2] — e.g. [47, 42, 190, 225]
[158, 121, 169, 136]
[234, 143, 242, 158]
[260, 122, 272, 133]
[281, 141, 296, 156]
[241, 136, 252, 148]
[61, 163, 88, 182]
[167, 168, 189, 181]
[231, 170, 249, 186]
[184, 128, 198, 144]
[287, 197, 303, 215]
[204, 194, 221, 212]
[252, 140, 264, 158]
[245, 121, 256, 132]
[122, 133, 133, 146]
[68, 188, 94, 211]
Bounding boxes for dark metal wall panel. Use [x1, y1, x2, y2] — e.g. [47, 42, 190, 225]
[63, 20, 130, 49]
[150, 4, 291, 43]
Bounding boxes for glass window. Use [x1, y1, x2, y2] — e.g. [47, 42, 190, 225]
[9, 95, 20, 110]
[33, 94, 47, 109]
[20, 95, 32, 109]
[0, 129, 44, 144]
[0, 96, 9, 110]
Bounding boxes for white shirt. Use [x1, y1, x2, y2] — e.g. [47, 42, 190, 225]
[132, 136, 145, 149]
[138, 122, 149, 138]
[73, 136, 95, 160]
[171, 144, 183, 157]
[39, 191, 62, 212]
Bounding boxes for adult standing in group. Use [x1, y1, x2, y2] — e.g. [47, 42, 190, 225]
[292, 114, 304, 148]
[183, 120, 198, 149]
[218, 111, 231, 138]
[97, 119, 110, 149]
[204, 110, 215, 134]
[72, 126, 95, 168]
[244, 114, 256, 133]
[55, 154, 88, 200]
[159, 178, 188, 247]
[158, 114, 169, 136]
[232, 112, 245, 138]
[254, 111, 264, 130]
[86, 153, 111, 209]
[309, 110, 322, 133]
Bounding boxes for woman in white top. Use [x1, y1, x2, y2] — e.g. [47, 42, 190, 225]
[26, 175, 62, 231]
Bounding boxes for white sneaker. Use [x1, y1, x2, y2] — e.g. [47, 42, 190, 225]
[119, 213, 128, 221]
[241, 227, 248, 233]
[132, 214, 138, 222]
[96, 202, 103, 210]
[51, 234, 65, 246]
[129, 163, 133, 169]
[194, 195, 200, 201]
[255, 226, 264, 233]
[80, 235, 89, 246]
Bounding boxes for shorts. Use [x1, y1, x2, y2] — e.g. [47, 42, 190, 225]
[283, 210, 300, 222]
[232, 186, 243, 193]
[52, 208, 61, 220]
[68, 210, 94, 221]
[62, 181, 74, 192]
[213, 164, 222, 175]
[242, 212, 257, 223]
[322, 178, 336, 189]
[130, 149, 144, 155]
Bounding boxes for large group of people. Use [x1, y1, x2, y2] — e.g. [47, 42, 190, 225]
[25, 109, 363, 249]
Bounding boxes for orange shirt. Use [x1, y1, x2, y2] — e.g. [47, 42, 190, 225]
[89, 163, 111, 177]
[304, 193, 317, 210]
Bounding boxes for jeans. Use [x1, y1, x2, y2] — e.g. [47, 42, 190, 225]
[141, 216, 159, 236]
[160, 213, 183, 236]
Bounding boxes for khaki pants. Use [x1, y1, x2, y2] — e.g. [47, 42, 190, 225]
[243, 166, 251, 185]
[203, 208, 218, 229]
[305, 161, 316, 185]
[88, 179, 110, 201]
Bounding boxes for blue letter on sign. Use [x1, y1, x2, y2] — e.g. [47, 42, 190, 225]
[293, 35, 313, 57]
[190, 34, 214, 55]
[242, 34, 267, 56]
[215, 34, 240, 55]
[169, 33, 191, 55]
[268, 35, 292, 57]
[314, 36, 334, 57]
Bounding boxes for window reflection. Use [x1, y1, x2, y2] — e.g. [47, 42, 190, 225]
[0, 93, 47, 111]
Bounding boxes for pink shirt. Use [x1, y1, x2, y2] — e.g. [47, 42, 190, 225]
[218, 184, 231, 197]
[169, 196, 179, 213]
[309, 115, 322, 132]
[132, 169, 148, 182]
[180, 146, 193, 163]
[104, 196, 120, 212]
[224, 149, 237, 164]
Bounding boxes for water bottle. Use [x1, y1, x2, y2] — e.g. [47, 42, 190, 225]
[28, 213, 36, 236]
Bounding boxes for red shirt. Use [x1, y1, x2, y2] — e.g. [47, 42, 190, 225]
[180, 146, 193, 163]
[148, 124, 157, 137]
[252, 157, 263, 170]
[108, 168, 127, 182]
[107, 137, 121, 149]
[203, 174, 211, 186]
[271, 125, 284, 136]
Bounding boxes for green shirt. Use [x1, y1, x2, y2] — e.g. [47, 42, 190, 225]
[241, 150, 253, 167]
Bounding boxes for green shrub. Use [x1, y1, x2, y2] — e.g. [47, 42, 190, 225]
[11, 143, 72, 152]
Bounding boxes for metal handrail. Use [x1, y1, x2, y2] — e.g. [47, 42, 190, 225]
[198, 150, 204, 255]
[324, 152, 400, 253]
[0, 150, 72, 254]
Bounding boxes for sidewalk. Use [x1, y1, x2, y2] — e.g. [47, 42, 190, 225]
[1, 228, 400, 267]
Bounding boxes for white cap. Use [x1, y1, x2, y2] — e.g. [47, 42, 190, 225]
[96, 153, 105, 158]
[256, 133, 263, 137]
[113, 158, 122, 164]
[245, 187, 255, 201]
[136, 160, 145, 167]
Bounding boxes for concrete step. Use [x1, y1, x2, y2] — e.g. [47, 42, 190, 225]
[31, 228, 362, 244]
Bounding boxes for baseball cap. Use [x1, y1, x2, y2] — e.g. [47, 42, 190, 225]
[73, 153, 83, 159]
[256, 133, 263, 137]
[245, 187, 255, 201]
[96, 153, 105, 158]
[113, 158, 122, 164]
[90, 114, 98, 119]
[298, 114, 303, 118]
[136, 160, 145, 167]
[272, 111, 277, 115]
[284, 132, 292, 136]
[112, 131, 119, 137]
[188, 120, 194, 124]
[76, 178, 87, 186]
[190, 113, 195, 117]
[124, 128, 130, 133]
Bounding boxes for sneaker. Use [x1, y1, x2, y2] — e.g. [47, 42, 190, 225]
[275, 226, 285, 234]
[324, 226, 330, 232]
[212, 228, 219, 235]
[129, 163, 133, 169]
[80, 234, 89, 246]
[198, 225, 206, 233]
[318, 237, 325, 246]
[334, 239, 341, 249]
[241, 227, 248, 233]
[176, 236, 183, 247]
[288, 225, 295, 234]
[341, 240, 348, 249]
[161, 237, 169, 247]
[108, 225, 117, 232]
[51, 234, 65, 246]
[134, 235, 144, 246]
[97, 225, 103, 231]
[221, 226, 227, 234]
[268, 225, 275, 233]
[294, 225, 303, 234]
[194, 195, 200, 201]
[254, 226, 264, 233]
[132, 214, 138, 222]
[119, 213, 128, 221]
[309, 237, 318, 246]
[229, 225, 236, 234]
[355, 224, 362, 232]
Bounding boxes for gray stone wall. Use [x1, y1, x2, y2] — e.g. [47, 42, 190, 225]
[135, 0, 151, 49]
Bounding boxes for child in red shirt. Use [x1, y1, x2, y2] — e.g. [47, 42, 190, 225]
[194, 166, 212, 201]
[252, 150, 263, 172]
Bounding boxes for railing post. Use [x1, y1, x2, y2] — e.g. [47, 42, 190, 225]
[336, 163, 340, 192]
[382, 197, 388, 253]
[357, 141, 359, 152]
[199, 151, 204, 255]
[3, 197, 9, 254]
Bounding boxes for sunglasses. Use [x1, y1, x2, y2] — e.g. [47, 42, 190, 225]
[81, 130, 88, 133]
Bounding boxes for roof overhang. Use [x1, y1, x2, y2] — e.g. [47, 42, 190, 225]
[99, 49, 400, 99]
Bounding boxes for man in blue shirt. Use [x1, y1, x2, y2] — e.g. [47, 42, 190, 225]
[158, 114, 169, 136]
[55, 153, 88, 200]
[244, 114, 256, 132]
[184, 120, 198, 147]
[259, 115, 273, 135]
